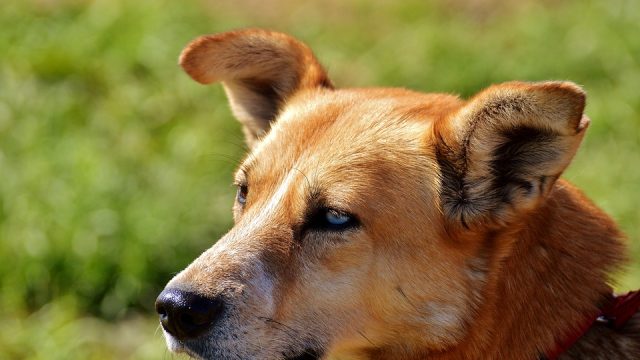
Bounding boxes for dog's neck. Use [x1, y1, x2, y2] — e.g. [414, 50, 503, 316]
[455, 180, 625, 358]
[368, 180, 626, 360]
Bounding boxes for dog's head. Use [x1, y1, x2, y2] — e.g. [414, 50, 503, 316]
[156, 29, 589, 359]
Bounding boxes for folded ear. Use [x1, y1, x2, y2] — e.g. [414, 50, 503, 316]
[179, 29, 333, 146]
[436, 81, 589, 228]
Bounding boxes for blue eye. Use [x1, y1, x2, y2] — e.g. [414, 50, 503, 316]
[303, 207, 359, 233]
[325, 209, 350, 225]
[313, 208, 358, 231]
[237, 185, 248, 205]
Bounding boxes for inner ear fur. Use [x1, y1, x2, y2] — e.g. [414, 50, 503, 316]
[436, 81, 590, 228]
[179, 28, 333, 146]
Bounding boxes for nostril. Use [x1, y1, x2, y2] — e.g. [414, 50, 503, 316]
[156, 306, 169, 327]
[155, 303, 167, 317]
[155, 288, 224, 340]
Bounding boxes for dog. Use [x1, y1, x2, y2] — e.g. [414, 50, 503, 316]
[155, 29, 640, 359]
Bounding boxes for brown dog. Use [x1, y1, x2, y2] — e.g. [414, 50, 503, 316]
[155, 29, 640, 359]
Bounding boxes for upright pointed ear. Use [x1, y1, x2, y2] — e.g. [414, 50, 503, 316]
[179, 29, 333, 146]
[436, 81, 589, 228]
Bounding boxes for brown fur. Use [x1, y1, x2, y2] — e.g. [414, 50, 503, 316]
[158, 29, 638, 360]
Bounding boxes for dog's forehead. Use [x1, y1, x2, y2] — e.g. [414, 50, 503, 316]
[230, 89, 459, 225]
[244, 88, 460, 177]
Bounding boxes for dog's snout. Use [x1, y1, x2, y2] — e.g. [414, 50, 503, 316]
[155, 288, 224, 340]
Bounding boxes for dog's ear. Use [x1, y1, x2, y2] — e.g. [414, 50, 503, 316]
[436, 81, 589, 228]
[179, 29, 333, 146]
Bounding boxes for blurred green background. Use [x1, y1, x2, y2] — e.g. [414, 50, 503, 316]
[1, 0, 638, 358]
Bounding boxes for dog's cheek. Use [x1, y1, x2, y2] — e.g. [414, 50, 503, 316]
[298, 238, 374, 331]
[238, 260, 277, 321]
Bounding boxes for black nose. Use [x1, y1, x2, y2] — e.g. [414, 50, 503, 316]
[155, 288, 224, 340]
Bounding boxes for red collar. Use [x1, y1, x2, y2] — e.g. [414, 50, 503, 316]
[546, 290, 640, 359]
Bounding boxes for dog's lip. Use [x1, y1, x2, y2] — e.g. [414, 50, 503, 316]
[163, 335, 205, 360]
[179, 345, 210, 360]
[168, 334, 320, 360]
[164, 317, 322, 360]
[176, 344, 321, 360]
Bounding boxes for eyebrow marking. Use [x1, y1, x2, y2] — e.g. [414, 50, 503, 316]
[292, 166, 323, 203]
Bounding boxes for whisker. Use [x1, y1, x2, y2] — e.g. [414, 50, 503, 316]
[255, 315, 324, 359]
[357, 329, 375, 347]
[202, 152, 244, 168]
[258, 316, 298, 337]
[292, 166, 312, 193]
[219, 137, 250, 153]
[154, 323, 163, 337]
[396, 286, 420, 312]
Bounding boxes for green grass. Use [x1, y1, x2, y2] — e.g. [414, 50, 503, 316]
[1, 0, 638, 358]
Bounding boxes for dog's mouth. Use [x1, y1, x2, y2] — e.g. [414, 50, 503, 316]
[170, 336, 323, 360]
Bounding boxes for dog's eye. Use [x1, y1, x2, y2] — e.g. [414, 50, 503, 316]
[236, 185, 248, 205]
[307, 208, 358, 232]
[325, 209, 350, 226]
